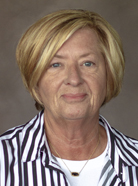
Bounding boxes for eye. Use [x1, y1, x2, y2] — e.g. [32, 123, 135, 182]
[51, 63, 61, 68]
[83, 61, 94, 67]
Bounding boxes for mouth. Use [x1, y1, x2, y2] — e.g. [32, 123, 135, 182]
[62, 93, 87, 102]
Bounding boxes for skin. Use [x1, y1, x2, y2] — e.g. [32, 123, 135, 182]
[37, 27, 107, 160]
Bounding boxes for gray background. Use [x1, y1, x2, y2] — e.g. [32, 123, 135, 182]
[0, 0, 138, 139]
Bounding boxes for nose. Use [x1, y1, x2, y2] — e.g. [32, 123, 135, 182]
[64, 64, 83, 86]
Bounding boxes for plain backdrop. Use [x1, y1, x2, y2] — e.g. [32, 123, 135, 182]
[0, 0, 138, 139]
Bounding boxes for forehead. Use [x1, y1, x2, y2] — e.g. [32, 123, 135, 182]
[55, 27, 101, 57]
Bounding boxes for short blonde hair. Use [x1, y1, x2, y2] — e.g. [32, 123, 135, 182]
[16, 9, 125, 110]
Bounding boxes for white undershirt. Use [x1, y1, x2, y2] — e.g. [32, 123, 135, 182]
[53, 143, 108, 186]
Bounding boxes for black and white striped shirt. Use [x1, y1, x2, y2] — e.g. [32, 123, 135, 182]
[0, 111, 138, 186]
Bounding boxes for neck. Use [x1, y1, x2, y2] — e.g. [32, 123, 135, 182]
[44, 110, 107, 160]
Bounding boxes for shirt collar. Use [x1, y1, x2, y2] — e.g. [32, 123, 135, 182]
[99, 115, 138, 166]
[21, 111, 62, 170]
[21, 111, 138, 182]
[21, 111, 45, 162]
[99, 115, 138, 183]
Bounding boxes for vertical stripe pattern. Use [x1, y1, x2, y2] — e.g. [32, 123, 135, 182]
[0, 111, 138, 186]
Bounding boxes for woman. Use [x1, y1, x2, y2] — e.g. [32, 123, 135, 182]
[0, 9, 138, 186]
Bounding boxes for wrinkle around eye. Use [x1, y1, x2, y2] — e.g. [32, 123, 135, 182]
[50, 63, 61, 68]
[83, 61, 95, 67]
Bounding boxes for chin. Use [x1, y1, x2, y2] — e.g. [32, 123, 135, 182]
[62, 111, 88, 120]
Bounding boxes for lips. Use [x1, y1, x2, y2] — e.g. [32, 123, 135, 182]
[62, 93, 87, 102]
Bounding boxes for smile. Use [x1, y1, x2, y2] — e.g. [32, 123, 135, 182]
[62, 93, 87, 102]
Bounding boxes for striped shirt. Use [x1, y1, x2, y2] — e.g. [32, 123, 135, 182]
[0, 110, 138, 186]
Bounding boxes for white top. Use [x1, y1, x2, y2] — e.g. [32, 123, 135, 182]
[54, 143, 108, 186]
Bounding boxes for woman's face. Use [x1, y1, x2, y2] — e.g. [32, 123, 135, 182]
[37, 28, 106, 121]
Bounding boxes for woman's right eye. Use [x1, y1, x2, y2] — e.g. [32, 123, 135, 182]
[51, 63, 61, 68]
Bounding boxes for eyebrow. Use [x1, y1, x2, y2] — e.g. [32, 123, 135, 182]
[54, 54, 65, 59]
[54, 53, 94, 59]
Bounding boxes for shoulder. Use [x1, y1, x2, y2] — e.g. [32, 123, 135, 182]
[0, 118, 33, 142]
[0, 124, 25, 141]
[99, 115, 138, 166]
[111, 127, 138, 166]
[111, 126, 138, 148]
[99, 115, 138, 148]
[0, 111, 44, 162]
[0, 123, 25, 170]
[0, 111, 44, 140]
[0, 113, 41, 152]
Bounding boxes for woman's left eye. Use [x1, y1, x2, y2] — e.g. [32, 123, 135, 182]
[83, 62, 94, 67]
[51, 63, 61, 68]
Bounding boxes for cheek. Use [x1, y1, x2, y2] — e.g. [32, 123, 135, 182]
[38, 79, 61, 105]
[96, 75, 106, 99]
[88, 73, 106, 103]
[37, 80, 49, 103]
[89, 72, 106, 91]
